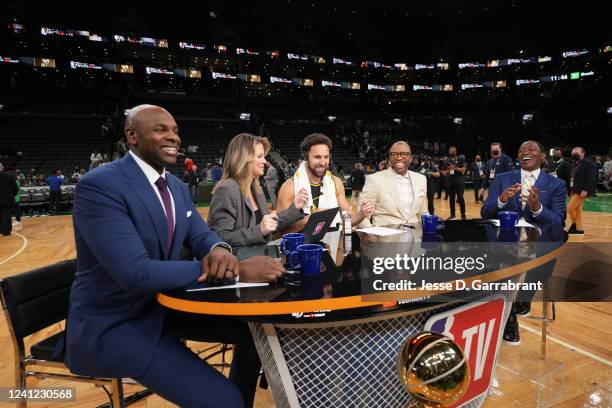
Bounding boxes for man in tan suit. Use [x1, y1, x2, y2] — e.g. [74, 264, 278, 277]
[359, 141, 428, 227]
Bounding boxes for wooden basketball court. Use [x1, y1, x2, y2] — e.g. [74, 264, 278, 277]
[1, 195, 611, 407]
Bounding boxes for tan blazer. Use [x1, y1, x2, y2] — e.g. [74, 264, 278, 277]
[358, 169, 428, 227]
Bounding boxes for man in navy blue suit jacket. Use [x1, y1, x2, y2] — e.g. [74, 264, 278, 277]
[481, 140, 567, 346]
[66, 105, 277, 407]
[481, 141, 566, 226]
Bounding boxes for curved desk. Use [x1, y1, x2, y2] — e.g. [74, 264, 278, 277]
[158, 220, 567, 408]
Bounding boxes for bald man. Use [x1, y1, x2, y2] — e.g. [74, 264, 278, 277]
[65, 105, 266, 407]
[358, 141, 429, 227]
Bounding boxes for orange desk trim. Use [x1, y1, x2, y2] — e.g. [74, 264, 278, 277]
[157, 244, 565, 315]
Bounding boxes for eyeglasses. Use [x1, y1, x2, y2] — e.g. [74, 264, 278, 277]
[389, 152, 411, 159]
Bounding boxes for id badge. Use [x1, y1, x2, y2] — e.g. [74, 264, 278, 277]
[479, 170, 484, 177]
[489, 169, 495, 179]
[551, 172, 557, 178]
[450, 169, 455, 175]
[570, 178, 574, 187]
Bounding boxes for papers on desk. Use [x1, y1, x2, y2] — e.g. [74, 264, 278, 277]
[355, 226, 407, 236]
[490, 219, 536, 228]
[187, 282, 269, 292]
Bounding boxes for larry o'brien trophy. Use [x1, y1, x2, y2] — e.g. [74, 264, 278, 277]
[398, 332, 471, 407]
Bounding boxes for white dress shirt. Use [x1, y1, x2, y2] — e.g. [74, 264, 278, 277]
[395, 171, 414, 217]
[498, 168, 542, 217]
[129, 150, 176, 229]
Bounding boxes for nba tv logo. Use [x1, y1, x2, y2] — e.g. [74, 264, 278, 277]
[424, 296, 506, 407]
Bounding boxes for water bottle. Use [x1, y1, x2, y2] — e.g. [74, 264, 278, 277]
[342, 210, 352, 233]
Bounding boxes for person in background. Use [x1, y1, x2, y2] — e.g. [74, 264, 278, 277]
[567, 147, 597, 234]
[264, 161, 279, 209]
[184, 156, 194, 174]
[14, 169, 25, 183]
[547, 147, 571, 194]
[417, 157, 439, 215]
[350, 162, 366, 202]
[602, 155, 612, 191]
[441, 146, 467, 220]
[481, 142, 515, 197]
[211, 164, 223, 185]
[47, 169, 64, 215]
[187, 165, 199, 204]
[0, 163, 18, 235]
[12, 175, 22, 227]
[469, 154, 485, 203]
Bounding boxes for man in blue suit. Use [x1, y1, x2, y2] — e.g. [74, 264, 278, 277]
[481, 141, 566, 226]
[66, 105, 276, 407]
[481, 140, 567, 345]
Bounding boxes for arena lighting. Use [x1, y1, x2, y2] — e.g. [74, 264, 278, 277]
[70, 61, 102, 70]
[453, 118, 463, 125]
[179, 42, 205, 50]
[460, 83, 484, 90]
[516, 79, 539, 85]
[145, 67, 173, 75]
[607, 107, 612, 114]
[211, 72, 236, 80]
[9, 23, 25, 33]
[322, 80, 341, 87]
[239, 113, 251, 121]
[0, 56, 19, 64]
[327, 116, 336, 121]
[458, 62, 485, 69]
[522, 114, 534, 121]
[367, 84, 385, 90]
[393, 118, 402, 124]
[287, 53, 308, 60]
[270, 76, 292, 84]
[562, 49, 589, 58]
[236, 48, 259, 56]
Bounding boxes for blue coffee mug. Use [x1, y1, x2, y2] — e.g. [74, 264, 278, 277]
[288, 244, 324, 276]
[421, 214, 440, 234]
[280, 233, 305, 255]
[498, 229, 519, 242]
[498, 211, 519, 231]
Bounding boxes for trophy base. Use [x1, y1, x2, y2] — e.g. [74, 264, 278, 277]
[489, 348, 564, 407]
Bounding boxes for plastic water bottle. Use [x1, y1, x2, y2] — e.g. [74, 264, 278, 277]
[342, 210, 352, 233]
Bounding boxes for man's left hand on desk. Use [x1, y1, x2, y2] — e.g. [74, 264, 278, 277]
[199, 246, 240, 283]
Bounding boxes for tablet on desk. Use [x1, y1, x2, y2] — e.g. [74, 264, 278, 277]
[234, 245, 281, 260]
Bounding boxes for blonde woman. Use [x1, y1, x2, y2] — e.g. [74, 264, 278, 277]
[208, 133, 309, 247]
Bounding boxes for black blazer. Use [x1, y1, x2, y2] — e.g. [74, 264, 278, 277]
[571, 160, 597, 196]
[0, 172, 18, 206]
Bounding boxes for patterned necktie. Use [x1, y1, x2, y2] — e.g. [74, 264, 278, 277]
[521, 173, 535, 208]
[155, 176, 174, 252]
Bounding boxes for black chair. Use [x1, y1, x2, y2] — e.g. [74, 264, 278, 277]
[0, 260, 132, 408]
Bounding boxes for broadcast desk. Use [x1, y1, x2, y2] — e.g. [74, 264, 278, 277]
[158, 220, 567, 408]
